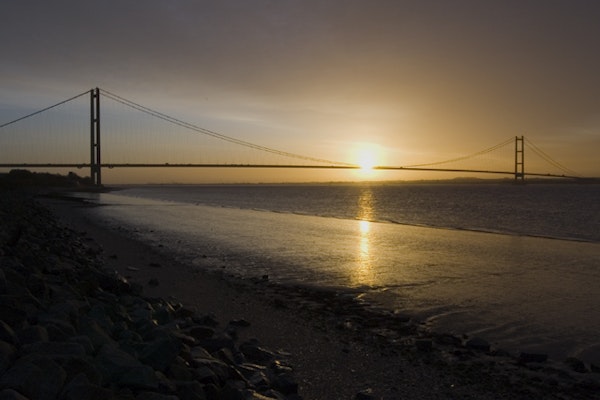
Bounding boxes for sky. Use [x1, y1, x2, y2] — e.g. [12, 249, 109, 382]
[1, 0, 599, 183]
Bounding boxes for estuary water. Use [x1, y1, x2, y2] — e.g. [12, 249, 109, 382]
[77, 183, 600, 364]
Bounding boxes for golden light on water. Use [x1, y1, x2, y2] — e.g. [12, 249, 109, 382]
[351, 188, 376, 285]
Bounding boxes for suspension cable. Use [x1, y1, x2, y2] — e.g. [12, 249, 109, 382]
[100, 88, 354, 167]
[402, 137, 514, 168]
[525, 138, 580, 176]
[0, 90, 90, 129]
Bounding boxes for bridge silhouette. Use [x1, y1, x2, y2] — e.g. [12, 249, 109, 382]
[0, 87, 582, 186]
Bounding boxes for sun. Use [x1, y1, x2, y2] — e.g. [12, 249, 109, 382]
[352, 144, 383, 179]
[356, 148, 378, 170]
[358, 149, 377, 171]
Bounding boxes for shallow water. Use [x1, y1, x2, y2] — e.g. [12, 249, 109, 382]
[76, 184, 600, 364]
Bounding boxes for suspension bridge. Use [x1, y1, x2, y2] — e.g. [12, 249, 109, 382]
[0, 87, 582, 186]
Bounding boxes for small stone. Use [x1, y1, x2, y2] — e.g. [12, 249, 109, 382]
[564, 357, 588, 373]
[519, 352, 548, 363]
[355, 388, 376, 400]
[415, 339, 432, 351]
[0, 340, 17, 375]
[135, 392, 179, 400]
[175, 381, 206, 400]
[0, 269, 7, 295]
[273, 372, 299, 395]
[186, 326, 215, 340]
[240, 340, 276, 363]
[62, 373, 114, 400]
[22, 341, 86, 358]
[465, 337, 490, 352]
[139, 337, 183, 372]
[17, 325, 49, 345]
[434, 333, 462, 346]
[0, 357, 67, 400]
[94, 345, 159, 389]
[0, 321, 18, 345]
[198, 335, 235, 353]
[0, 388, 30, 400]
[61, 356, 103, 385]
[229, 319, 251, 328]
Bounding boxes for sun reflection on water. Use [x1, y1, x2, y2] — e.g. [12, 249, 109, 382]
[351, 188, 376, 286]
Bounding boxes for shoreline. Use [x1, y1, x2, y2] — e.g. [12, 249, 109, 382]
[35, 191, 600, 399]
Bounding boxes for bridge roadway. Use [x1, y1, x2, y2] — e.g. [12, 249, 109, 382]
[0, 163, 579, 179]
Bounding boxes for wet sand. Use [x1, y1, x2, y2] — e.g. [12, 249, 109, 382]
[42, 194, 600, 399]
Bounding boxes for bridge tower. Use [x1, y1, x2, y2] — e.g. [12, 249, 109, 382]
[90, 88, 101, 186]
[514, 135, 524, 182]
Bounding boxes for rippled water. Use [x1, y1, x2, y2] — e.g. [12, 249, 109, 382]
[76, 183, 600, 364]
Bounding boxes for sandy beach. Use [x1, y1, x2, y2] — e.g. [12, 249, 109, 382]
[34, 191, 599, 400]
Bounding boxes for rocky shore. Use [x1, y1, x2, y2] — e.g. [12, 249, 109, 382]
[1, 188, 599, 399]
[0, 191, 300, 400]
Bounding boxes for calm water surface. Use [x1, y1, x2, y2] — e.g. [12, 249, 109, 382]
[78, 183, 600, 364]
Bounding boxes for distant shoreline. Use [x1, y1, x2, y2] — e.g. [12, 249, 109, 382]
[1, 168, 598, 189]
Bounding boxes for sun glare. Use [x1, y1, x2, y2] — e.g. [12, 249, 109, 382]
[358, 151, 376, 170]
[356, 146, 379, 171]
[351, 144, 383, 179]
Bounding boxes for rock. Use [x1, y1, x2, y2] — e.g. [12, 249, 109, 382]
[61, 373, 114, 400]
[185, 326, 215, 341]
[0, 194, 301, 400]
[0, 304, 27, 327]
[229, 319, 251, 328]
[22, 341, 86, 358]
[248, 370, 270, 390]
[197, 335, 235, 354]
[0, 340, 17, 375]
[0, 321, 18, 345]
[434, 333, 462, 346]
[519, 352, 548, 363]
[174, 381, 206, 400]
[167, 357, 194, 381]
[16, 325, 49, 345]
[139, 337, 183, 372]
[355, 388, 376, 400]
[135, 393, 180, 400]
[239, 340, 276, 363]
[68, 335, 95, 355]
[0, 357, 67, 400]
[0, 269, 7, 295]
[415, 339, 433, 351]
[564, 357, 588, 373]
[465, 337, 490, 352]
[273, 373, 299, 395]
[194, 365, 221, 385]
[94, 345, 159, 389]
[0, 388, 30, 400]
[61, 356, 103, 385]
[78, 316, 116, 349]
